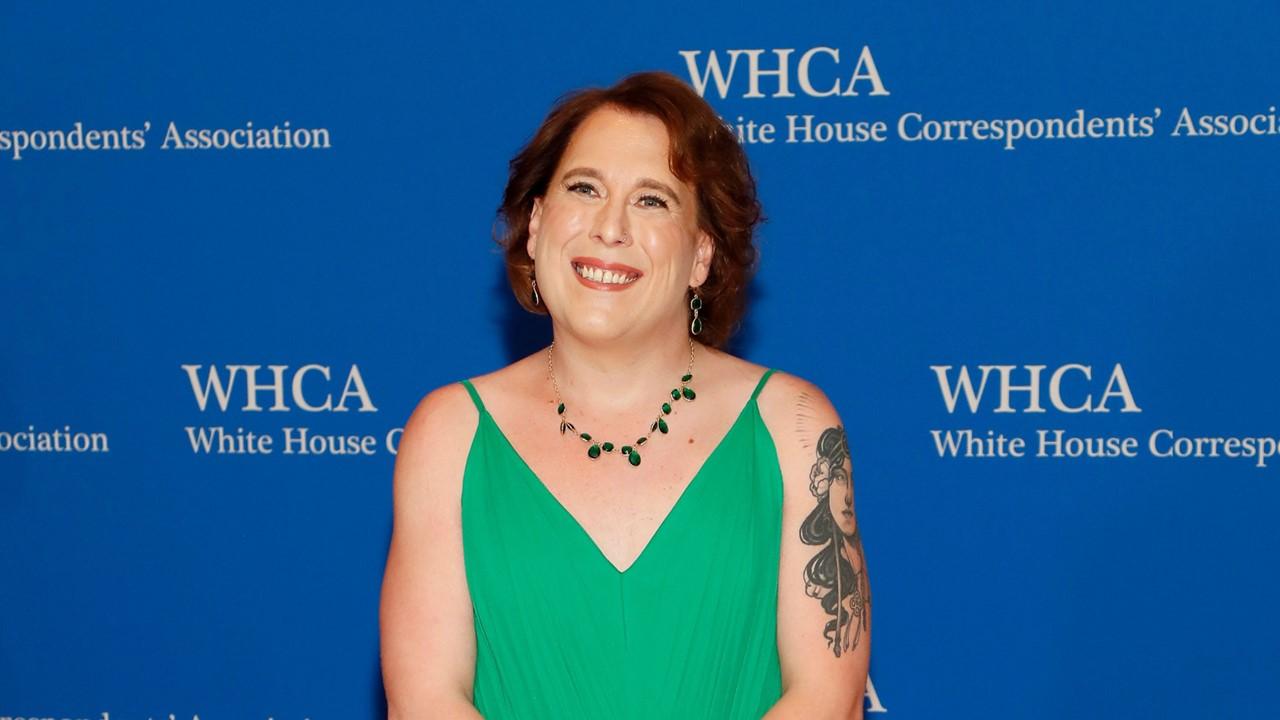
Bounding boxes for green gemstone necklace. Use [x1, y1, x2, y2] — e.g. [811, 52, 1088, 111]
[547, 336, 696, 468]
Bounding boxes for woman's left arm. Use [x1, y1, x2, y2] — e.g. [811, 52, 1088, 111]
[759, 372, 872, 720]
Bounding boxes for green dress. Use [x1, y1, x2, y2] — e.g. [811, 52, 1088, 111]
[458, 368, 783, 719]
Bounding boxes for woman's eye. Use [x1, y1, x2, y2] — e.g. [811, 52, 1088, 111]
[638, 194, 669, 209]
[567, 181, 596, 196]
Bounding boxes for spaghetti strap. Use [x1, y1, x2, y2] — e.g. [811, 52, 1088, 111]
[750, 368, 776, 401]
[459, 379, 487, 414]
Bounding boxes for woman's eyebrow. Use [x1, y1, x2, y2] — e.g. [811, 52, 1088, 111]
[634, 178, 682, 206]
[561, 167, 682, 207]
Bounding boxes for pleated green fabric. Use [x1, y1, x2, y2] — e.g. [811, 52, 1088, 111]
[458, 368, 783, 719]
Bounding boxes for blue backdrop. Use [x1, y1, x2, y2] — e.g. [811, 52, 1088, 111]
[3, 2, 1278, 718]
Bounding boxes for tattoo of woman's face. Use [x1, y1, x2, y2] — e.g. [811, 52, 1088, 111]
[799, 425, 870, 657]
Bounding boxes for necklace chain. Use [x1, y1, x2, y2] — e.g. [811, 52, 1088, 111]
[546, 337, 696, 468]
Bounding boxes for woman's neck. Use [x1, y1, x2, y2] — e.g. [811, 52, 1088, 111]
[546, 327, 701, 416]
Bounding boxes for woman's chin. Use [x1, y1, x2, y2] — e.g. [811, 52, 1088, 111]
[558, 314, 641, 343]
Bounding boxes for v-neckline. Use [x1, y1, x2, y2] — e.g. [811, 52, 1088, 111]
[473, 376, 766, 576]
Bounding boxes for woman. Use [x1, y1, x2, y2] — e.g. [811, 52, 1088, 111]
[380, 71, 871, 719]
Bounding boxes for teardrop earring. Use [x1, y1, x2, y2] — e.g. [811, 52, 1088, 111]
[689, 292, 703, 335]
[531, 276, 541, 306]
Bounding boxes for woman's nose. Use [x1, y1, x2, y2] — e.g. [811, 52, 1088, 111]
[590, 194, 631, 246]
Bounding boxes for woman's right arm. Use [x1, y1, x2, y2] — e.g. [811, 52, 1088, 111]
[380, 383, 483, 719]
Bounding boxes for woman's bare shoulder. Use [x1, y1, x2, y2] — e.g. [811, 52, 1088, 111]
[453, 350, 545, 414]
[392, 381, 477, 507]
[698, 344, 771, 390]
[397, 353, 542, 470]
[759, 367, 833, 402]
[402, 351, 542, 441]
[755, 367, 845, 447]
[394, 355, 530, 490]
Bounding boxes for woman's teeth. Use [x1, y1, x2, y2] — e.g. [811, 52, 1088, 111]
[573, 263, 638, 285]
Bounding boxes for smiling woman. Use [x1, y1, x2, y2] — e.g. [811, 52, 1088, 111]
[498, 72, 761, 350]
[380, 71, 871, 720]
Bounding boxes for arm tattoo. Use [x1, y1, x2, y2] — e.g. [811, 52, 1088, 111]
[799, 425, 870, 657]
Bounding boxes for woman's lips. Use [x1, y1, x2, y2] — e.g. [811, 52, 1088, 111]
[571, 256, 643, 275]
[570, 257, 642, 291]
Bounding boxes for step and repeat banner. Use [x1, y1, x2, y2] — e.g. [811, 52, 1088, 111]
[3, 2, 1277, 718]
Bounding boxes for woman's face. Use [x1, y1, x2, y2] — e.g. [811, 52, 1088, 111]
[828, 465, 857, 537]
[527, 106, 713, 344]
